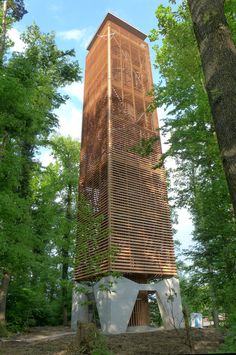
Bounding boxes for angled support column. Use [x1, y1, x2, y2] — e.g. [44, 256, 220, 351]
[154, 277, 184, 329]
[94, 276, 139, 334]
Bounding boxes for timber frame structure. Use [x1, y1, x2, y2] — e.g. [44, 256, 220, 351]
[75, 13, 177, 282]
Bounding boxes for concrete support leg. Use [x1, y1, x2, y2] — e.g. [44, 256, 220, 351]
[94, 276, 139, 334]
[71, 282, 90, 331]
[154, 277, 184, 329]
[72, 276, 184, 333]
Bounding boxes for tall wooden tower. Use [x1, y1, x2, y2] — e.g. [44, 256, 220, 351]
[73, 13, 183, 333]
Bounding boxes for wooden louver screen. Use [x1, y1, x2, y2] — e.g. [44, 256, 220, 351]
[75, 14, 177, 281]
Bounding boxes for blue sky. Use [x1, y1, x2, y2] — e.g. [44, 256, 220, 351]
[9, 0, 193, 250]
[11, 0, 169, 140]
[14, 0, 170, 79]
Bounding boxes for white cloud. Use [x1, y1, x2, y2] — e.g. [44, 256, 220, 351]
[58, 29, 85, 41]
[55, 101, 82, 140]
[8, 28, 25, 52]
[57, 28, 93, 49]
[63, 82, 84, 103]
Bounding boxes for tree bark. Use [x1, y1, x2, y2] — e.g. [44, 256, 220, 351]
[183, 305, 195, 354]
[0, 272, 10, 324]
[19, 142, 34, 198]
[0, 132, 9, 161]
[0, 0, 8, 63]
[188, 0, 236, 217]
[212, 309, 219, 328]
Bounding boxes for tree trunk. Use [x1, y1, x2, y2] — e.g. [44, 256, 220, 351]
[62, 184, 72, 326]
[208, 271, 220, 328]
[19, 142, 34, 198]
[0, 272, 10, 324]
[0, 132, 9, 161]
[183, 305, 195, 354]
[212, 309, 219, 328]
[188, 0, 236, 217]
[0, 0, 8, 63]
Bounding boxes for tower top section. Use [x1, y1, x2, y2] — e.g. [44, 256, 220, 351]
[87, 12, 147, 51]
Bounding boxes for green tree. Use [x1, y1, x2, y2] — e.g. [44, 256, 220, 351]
[150, 1, 236, 321]
[6, 24, 81, 197]
[0, 22, 81, 327]
[5, 137, 80, 330]
[0, 0, 27, 62]
[50, 136, 80, 326]
[188, 0, 236, 217]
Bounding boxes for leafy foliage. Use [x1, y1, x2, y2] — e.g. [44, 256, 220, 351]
[69, 323, 113, 355]
[0, 10, 81, 329]
[5, 0, 27, 21]
[150, 0, 236, 321]
[76, 195, 118, 276]
[5, 136, 81, 330]
[129, 134, 159, 157]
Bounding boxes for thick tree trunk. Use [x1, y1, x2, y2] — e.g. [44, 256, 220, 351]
[62, 184, 72, 326]
[0, 0, 8, 63]
[0, 272, 10, 324]
[188, 0, 236, 217]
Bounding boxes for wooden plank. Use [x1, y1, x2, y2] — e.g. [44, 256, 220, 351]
[75, 16, 177, 281]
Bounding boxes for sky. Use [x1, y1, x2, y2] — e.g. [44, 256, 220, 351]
[9, 0, 193, 250]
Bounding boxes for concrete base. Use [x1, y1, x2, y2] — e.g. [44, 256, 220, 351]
[71, 276, 184, 334]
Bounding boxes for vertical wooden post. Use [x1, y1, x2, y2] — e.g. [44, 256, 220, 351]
[107, 23, 112, 269]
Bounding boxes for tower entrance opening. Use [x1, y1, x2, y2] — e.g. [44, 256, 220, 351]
[128, 291, 149, 326]
[128, 291, 163, 328]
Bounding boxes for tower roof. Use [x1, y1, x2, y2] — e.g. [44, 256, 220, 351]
[87, 13, 147, 51]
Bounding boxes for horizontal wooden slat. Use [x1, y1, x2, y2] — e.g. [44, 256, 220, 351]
[75, 18, 177, 281]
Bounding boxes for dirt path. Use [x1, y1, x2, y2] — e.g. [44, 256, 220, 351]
[0, 326, 74, 354]
[4, 328, 75, 343]
[0, 326, 224, 354]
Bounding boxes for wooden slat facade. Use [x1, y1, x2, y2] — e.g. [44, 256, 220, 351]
[75, 14, 177, 281]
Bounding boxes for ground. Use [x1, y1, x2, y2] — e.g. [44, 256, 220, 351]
[0, 326, 224, 354]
